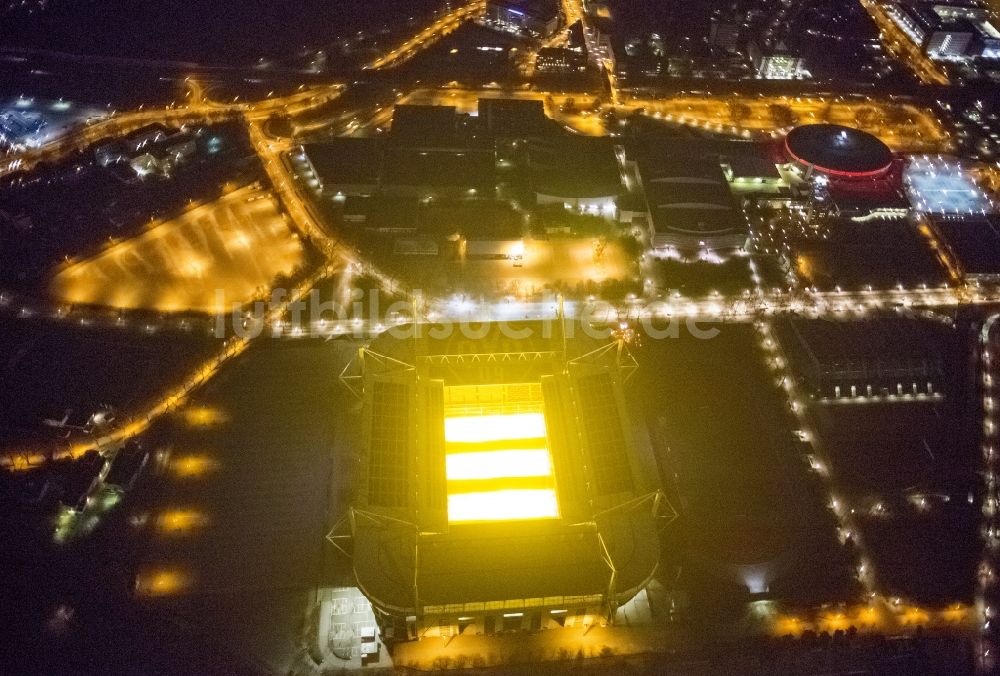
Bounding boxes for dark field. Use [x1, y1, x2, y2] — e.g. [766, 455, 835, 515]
[0, 318, 220, 447]
[634, 323, 857, 629]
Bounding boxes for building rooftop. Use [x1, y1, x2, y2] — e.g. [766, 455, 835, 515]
[302, 138, 384, 187]
[487, 0, 560, 22]
[528, 134, 623, 199]
[722, 153, 782, 179]
[477, 98, 550, 138]
[785, 124, 894, 177]
[382, 146, 495, 194]
[389, 105, 461, 147]
[932, 214, 1000, 277]
[419, 200, 522, 240]
[632, 141, 747, 237]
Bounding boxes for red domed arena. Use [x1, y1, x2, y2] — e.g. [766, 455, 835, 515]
[784, 124, 903, 199]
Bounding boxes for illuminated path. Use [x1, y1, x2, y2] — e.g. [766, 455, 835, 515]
[3, 278, 993, 467]
[1, 86, 953, 182]
[0, 262, 341, 470]
[365, 0, 486, 70]
[977, 315, 1000, 674]
[246, 116, 410, 299]
[632, 94, 952, 153]
[0, 281, 995, 342]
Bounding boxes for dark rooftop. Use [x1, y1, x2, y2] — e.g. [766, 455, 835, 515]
[390, 104, 460, 147]
[528, 134, 623, 198]
[382, 146, 496, 194]
[477, 98, 550, 138]
[785, 124, 894, 176]
[932, 215, 1000, 277]
[419, 200, 523, 240]
[303, 138, 384, 187]
[633, 139, 746, 236]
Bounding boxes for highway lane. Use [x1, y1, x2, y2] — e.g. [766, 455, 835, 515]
[2, 271, 996, 470]
[366, 0, 486, 71]
[2, 280, 990, 341]
[0, 260, 342, 471]
[858, 0, 950, 86]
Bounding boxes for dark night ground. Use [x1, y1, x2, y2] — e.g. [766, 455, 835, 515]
[1, 338, 356, 674]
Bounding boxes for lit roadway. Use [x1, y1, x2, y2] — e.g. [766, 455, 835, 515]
[858, 0, 950, 86]
[0, 105, 236, 179]
[389, 86, 951, 148]
[978, 316, 1000, 673]
[631, 94, 952, 153]
[245, 114, 411, 299]
[0, 260, 341, 470]
[1, 87, 953, 180]
[365, 0, 486, 70]
[0, 276, 991, 342]
[0, 82, 346, 180]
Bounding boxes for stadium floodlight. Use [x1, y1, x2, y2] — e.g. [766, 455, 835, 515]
[446, 450, 552, 481]
[444, 411, 558, 522]
[447, 489, 559, 523]
[444, 412, 547, 443]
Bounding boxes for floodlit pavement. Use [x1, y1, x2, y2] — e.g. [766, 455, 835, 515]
[49, 185, 305, 314]
[366, 1, 486, 70]
[390, 599, 976, 670]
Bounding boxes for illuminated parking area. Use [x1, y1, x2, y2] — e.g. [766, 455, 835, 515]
[49, 185, 304, 313]
[443, 387, 559, 523]
[904, 155, 996, 215]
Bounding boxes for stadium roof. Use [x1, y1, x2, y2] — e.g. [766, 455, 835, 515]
[345, 322, 665, 616]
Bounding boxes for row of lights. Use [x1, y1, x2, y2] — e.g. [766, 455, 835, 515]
[977, 315, 1000, 672]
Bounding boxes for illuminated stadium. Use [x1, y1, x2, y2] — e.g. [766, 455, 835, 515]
[331, 321, 670, 640]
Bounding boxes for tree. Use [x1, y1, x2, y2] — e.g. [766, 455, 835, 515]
[728, 99, 752, 125]
[767, 103, 796, 129]
[883, 103, 912, 126]
[853, 107, 879, 130]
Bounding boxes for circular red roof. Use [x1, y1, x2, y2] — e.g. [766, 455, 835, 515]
[785, 124, 893, 178]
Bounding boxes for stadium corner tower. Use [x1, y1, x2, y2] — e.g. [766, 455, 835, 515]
[332, 320, 669, 640]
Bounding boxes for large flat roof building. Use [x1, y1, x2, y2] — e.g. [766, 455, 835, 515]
[477, 98, 550, 138]
[300, 138, 384, 197]
[885, 1, 1000, 58]
[528, 135, 623, 213]
[630, 140, 749, 256]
